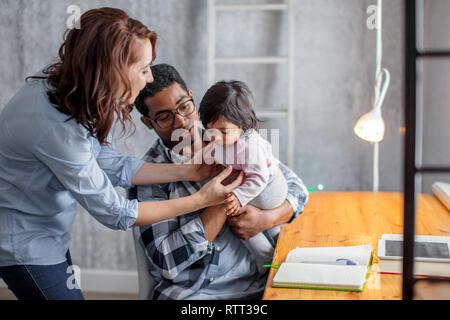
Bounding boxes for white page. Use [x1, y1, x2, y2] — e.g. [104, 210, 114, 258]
[273, 263, 368, 290]
[285, 244, 372, 266]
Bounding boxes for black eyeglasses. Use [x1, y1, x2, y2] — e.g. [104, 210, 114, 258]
[145, 97, 196, 129]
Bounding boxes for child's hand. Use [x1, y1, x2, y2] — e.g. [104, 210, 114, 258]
[225, 193, 241, 216]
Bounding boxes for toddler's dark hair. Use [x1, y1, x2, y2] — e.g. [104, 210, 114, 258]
[199, 80, 261, 131]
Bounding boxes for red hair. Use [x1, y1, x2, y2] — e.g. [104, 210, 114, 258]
[40, 8, 157, 145]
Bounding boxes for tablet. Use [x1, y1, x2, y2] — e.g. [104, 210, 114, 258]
[377, 234, 450, 262]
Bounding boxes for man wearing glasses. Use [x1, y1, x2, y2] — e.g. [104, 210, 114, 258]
[129, 64, 308, 300]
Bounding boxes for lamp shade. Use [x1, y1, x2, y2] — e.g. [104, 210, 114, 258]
[353, 108, 385, 142]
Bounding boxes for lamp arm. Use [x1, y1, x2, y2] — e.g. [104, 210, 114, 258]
[374, 0, 383, 101]
[373, 68, 391, 110]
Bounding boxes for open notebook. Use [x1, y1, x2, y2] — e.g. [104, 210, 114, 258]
[272, 244, 373, 292]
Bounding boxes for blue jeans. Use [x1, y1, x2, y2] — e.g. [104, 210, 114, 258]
[0, 251, 84, 300]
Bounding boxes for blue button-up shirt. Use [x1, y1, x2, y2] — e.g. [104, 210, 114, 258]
[0, 73, 144, 266]
[129, 139, 309, 300]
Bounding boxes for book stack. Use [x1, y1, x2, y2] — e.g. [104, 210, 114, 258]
[377, 234, 450, 278]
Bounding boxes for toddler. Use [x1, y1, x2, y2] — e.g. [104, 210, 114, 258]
[199, 80, 288, 271]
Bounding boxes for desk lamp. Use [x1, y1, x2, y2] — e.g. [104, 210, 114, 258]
[354, 0, 391, 191]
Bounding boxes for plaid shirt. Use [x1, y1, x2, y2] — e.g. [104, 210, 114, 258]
[128, 139, 308, 300]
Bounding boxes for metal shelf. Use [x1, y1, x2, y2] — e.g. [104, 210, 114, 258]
[403, 0, 450, 300]
[415, 166, 450, 173]
[417, 50, 450, 58]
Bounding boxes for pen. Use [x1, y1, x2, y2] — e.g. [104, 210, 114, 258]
[263, 264, 280, 268]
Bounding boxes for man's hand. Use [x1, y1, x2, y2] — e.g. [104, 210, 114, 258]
[226, 205, 271, 240]
[227, 200, 294, 240]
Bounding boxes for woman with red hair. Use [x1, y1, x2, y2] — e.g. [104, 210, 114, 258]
[0, 7, 241, 300]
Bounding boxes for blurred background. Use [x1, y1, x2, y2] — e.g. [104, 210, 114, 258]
[0, 0, 448, 293]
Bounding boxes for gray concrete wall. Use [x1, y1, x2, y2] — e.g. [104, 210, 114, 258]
[420, 0, 450, 192]
[0, 0, 448, 272]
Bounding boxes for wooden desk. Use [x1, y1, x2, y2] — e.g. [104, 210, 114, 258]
[263, 192, 450, 300]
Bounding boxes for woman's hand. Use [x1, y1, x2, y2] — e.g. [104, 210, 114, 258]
[184, 141, 223, 182]
[197, 166, 244, 209]
[186, 162, 224, 182]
